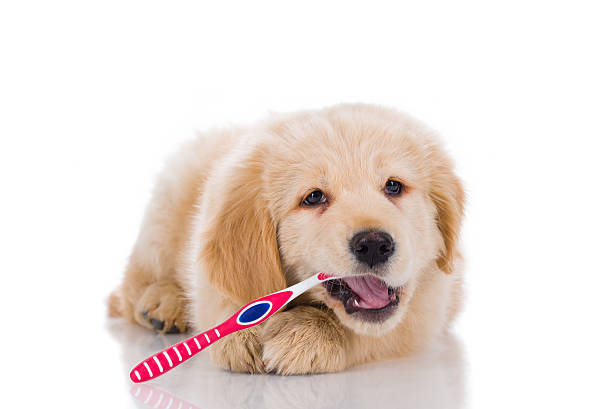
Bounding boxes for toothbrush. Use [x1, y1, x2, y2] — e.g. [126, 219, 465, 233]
[130, 272, 335, 383]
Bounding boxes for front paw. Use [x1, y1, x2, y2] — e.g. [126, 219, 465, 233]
[262, 306, 347, 375]
[209, 327, 266, 374]
[135, 281, 188, 334]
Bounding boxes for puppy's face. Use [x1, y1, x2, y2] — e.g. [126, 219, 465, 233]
[264, 106, 458, 336]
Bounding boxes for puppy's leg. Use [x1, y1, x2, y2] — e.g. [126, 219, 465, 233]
[110, 202, 192, 333]
[261, 305, 349, 375]
[109, 144, 206, 333]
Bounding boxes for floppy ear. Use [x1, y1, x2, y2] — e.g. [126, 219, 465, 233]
[198, 148, 287, 305]
[430, 163, 465, 274]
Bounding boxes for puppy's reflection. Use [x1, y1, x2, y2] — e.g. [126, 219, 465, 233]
[108, 318, 465, 409]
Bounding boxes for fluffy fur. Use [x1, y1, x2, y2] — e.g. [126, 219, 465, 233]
[109, 104, 465, 374]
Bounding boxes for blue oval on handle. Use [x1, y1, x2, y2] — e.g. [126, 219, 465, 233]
[237, 301, 272, 325]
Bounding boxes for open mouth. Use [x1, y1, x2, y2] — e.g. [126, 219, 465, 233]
[323, 275, 400, 322]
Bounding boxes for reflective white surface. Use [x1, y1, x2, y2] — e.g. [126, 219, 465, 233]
[108, 320, 466, 409]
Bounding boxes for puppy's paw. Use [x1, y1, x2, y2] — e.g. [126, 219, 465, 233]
[262, 306, 347, 375]
[135, 281, 188, 333]
[209, 328, 266, 374]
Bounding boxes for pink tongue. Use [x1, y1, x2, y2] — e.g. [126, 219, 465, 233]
[343, 276, 391, 309]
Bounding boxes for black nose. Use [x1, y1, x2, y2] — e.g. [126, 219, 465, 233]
[350, 231, 395, 268]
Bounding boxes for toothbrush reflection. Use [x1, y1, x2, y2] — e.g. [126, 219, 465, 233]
[131, 384, 202, 409]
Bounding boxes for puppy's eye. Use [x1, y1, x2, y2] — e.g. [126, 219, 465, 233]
[302, 190, 327, 206]
[385, 179, 403, 195]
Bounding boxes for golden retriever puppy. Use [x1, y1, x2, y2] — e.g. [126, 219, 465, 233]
[109, 104, 465, 375]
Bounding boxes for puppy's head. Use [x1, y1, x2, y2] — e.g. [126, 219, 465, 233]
[201, 104, 464, 336]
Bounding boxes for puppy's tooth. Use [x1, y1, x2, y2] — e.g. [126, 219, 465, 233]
[353, 298, 360, 307]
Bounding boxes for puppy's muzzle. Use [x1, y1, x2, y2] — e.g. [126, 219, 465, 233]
[350, 230, 394, 268]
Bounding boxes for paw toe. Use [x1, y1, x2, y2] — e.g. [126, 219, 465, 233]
[151, 318, 165, 331]
[166, 324, 181, 334]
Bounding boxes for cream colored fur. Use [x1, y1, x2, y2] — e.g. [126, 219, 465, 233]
[109, 104, 465, 374]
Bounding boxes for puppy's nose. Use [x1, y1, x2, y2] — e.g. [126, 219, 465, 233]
[350, 231, 395, 268]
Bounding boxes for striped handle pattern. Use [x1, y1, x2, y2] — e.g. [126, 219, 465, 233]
[130, 326, 222, 383]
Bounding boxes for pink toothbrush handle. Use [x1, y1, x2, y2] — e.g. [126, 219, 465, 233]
[130, 324, 223, 383]
[130, 272, 334, 383]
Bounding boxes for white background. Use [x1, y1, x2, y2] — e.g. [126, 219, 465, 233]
[1, 1, 611, 408]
